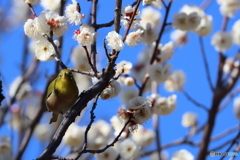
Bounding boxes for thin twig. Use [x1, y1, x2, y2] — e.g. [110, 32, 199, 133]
[153, 114, 161, 160]
[44, 34, 67, 69]
[199, 37, 214, 92]
[76, 93, 100, 159]
[103, 38, 111, 61]
[200, 0, 214, 10]
[122, 0, 141, 42]
[182, 89, 209, 111]
[211, 125, 240, 142]
[219, 86, 240, 112]
[162, 138, 199, 149]
[150, 1, 172, 64]
[68, 68, 101, 78]
[219, 127, 240, 160]
[84, 116, 132, 154]
[83, 46, 97, 75]
[27, 3, 37, 17]
[161, 0, 167, 8]
[96, 20, 114, 30]
[138, 75, 149, 96]
[90, 0, 98, 72]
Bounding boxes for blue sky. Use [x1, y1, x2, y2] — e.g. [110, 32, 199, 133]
[0, 0, 240, 159]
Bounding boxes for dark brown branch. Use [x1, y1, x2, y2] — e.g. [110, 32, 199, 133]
[44, 34, 67, 69]
[150, 1, 172, 64]
[68, 68, 101, 78]
[199, 37, 214, 92]
[114, 0, 122, 33]
[182, 89, 209, 111]
[83, 46, 97, 75]
[55, 0, 67, 73]
[84, 116, 132, 154]
[122, 0, 141, 42]
[90, 0, 98, 72]
[96, 20, 114, 30]
[138, 75, 149, 96]
[36, 55, 117, 160]
[75, 93, 100, 159]
[27, 3, 37, 17]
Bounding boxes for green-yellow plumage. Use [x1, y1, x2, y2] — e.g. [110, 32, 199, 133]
[46, 69, 79, 124]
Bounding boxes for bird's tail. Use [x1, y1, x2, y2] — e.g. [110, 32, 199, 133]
[49, 112, 58, 124]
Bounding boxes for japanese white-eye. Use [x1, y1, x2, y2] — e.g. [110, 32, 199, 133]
[46, 69, 79, 124]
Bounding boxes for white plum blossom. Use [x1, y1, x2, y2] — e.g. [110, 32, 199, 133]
[87, 120, 111, 150]
[143, 0, 156, 5]
[121, 5, 141, 29]
[172, 13, 188, 31]
[37, 10, 67, 37]
[115, 60, 133, 76]
[73, 24, 96, 46]
[100, 80, 121, 100]
[158, 42, 175, 63]
[71, 45, 91, 71]
[106, 31, 124, 51]
[149, 63, 171, 84]
[217, 0, 229, 4]
[165, 70, 186, 92]
[220, 0, 240, 17]
[180, 5, 205, 18]
[170, 30, 188, 46]
[24, 0, 40, 5]
[9, 77, 32, 101]
[95, 147, 117, 160]
[123, 77, 135, 86]
[125, 29, 144, 47]
[152, 0, 162, 9]
[172, 149, 194, 160]
[141, 24, 158, 44]
[65, 0, 85, 25]
[127, 96, 153, 124]
[120, 88, 138, 103]
[132, 126, 156, 147]
[232, 19, 240, 45]
[140, 6, 161, 29]
[34, 124, 52, 141]
[34, 39, 55, 61]
[63, 123, 85, 148]
[187, 12, 201, 30]
[152, 94, 177, 115]
[194, 15, 213, 36]
[74, 73, 91, 93]
[24, 18, 42, 39]
[0, 136, 11, 156]
[40, 0, 61, 12]
[110, 115, 127, 137]
[223, 58, 239, 74]
[181, 112, 197, 127]
[173, 12, 201, 31]
[211, 31, 232, 52]
[119, 139, 141, 160]
[233, 97, 240, 120]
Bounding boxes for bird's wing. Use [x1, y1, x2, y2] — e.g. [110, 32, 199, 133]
[47, 79, 57, 98]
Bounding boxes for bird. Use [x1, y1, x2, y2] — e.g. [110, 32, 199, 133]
[46, 69, 79, 124]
